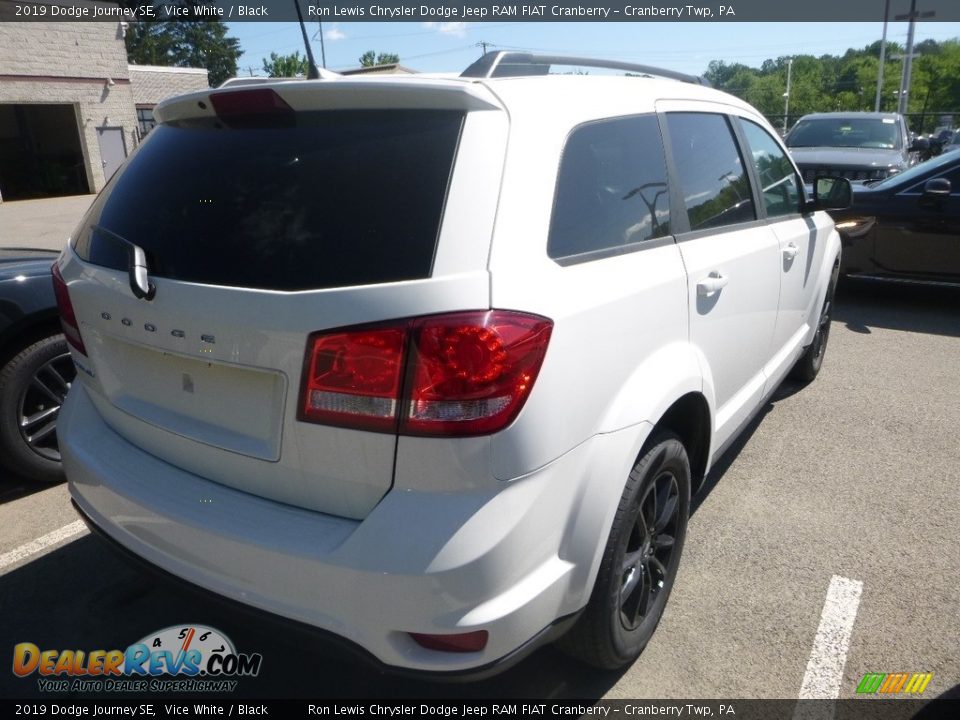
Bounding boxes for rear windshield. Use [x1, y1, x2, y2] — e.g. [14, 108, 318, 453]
[72, 110, 463, 291]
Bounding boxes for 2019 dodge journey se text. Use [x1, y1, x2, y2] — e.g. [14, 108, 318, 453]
[57, 52, 850, 676]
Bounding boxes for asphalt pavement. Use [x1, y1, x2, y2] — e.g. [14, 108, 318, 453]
[0, 194, 94, 251]
[2, 279, 958, 702]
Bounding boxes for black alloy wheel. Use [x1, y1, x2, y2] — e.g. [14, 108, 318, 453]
[618, 469, 682, 631]
[558, 431, 691, 669]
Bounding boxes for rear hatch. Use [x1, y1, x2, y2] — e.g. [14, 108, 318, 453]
[60, 80, 504, 519]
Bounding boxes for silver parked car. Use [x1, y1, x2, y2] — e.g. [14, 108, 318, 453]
[786, 112, 924, 183]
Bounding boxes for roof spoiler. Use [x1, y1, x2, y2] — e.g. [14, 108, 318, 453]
[218, 68, 340, 89]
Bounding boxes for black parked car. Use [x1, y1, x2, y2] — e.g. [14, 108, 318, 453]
[830, 150, 960, 284]
[0, 248, 75, 483]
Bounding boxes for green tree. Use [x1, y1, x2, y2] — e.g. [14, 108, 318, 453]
[702, 39, 960, 130]
[120, 3, 241, 87]
[359, 51, 401, 68]
[704, 60, 752, 88]
[262, 51, 309, 78]
[910, 40, 960, 130]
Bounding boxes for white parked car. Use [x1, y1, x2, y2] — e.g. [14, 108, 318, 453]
[57, 52, 849, 676]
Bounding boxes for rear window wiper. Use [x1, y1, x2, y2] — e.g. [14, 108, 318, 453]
[91, 225, 156, 301]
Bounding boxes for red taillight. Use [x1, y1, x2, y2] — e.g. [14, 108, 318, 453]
[208, 89, 294, 127]
[298, 311, 552, 437]
[300, 324, 407, 433]
[409, 630, 489, 653]
[51, 263, 87, 356]
[404, 311, 553, 436]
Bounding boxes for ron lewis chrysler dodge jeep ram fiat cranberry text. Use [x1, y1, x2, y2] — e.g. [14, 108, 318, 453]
[57, 52, 850, 676]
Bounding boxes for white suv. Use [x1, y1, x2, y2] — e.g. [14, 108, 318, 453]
[57, 52, 848, 676]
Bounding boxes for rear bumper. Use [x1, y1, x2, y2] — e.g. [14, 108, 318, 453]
[62, 383, 643, 673]
[70, 497, 578, 682]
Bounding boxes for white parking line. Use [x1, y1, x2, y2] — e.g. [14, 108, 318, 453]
[0, 520, 88, 572]
[798, 574, 864, 699]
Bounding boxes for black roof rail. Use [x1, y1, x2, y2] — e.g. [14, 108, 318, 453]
[460, 51, 711, 87]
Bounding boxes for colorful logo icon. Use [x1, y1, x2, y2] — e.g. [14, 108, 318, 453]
[856, 672, 933, 695]
[13, 624, 262, 681]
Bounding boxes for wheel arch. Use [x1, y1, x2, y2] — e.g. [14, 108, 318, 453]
[596, 339, 715, 491]
[803, 230, 842, 348]
[0, 310, 62, 366]
[648, 392, 712, 494]
[559, 387, 714, 615]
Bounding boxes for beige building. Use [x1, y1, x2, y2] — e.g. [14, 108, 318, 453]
[0, 3, 208, 202]
[129, 64, 208, 137]
[340, 64, 418, 76]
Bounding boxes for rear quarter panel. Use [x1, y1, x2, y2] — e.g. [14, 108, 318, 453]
[482, 81, 703, 481]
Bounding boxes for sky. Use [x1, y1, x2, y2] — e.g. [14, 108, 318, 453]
[227, 21, 960, 78]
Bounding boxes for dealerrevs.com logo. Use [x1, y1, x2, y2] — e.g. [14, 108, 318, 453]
[13, 625, 263, 693]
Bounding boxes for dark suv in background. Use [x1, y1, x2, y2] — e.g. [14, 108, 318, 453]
[786, 112, 923, 183]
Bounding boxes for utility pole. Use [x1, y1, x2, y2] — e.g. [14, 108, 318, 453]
[476, 41, 493, 57]
[874, 0, 890, 112]
[895, 0, 935, 115]
[783, 58, 793, 134]
[317, 22, 327, 68]
[891, 51, 920, 114]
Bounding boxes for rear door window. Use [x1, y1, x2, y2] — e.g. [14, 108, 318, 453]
[664, 113, 756, 233]
[72, 110, 464, 291]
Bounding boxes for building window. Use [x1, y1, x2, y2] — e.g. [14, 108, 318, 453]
[137, 107, 156, 138]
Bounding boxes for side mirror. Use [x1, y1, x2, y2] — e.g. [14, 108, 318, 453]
[923, 177, 951, 197]
[810, 176, 852, 211]
[920, 177, 951, 207]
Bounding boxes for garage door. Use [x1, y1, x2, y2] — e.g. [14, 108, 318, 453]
[0, 104, 90, 201]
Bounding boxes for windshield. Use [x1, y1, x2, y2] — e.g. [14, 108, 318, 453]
[786, 117, 901, 150]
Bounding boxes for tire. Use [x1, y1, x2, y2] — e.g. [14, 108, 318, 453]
[558, 431, 691, 669]
[0, 334, 76, 484]
[791, 263, 839, 383]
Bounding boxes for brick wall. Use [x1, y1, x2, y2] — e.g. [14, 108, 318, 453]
[130, 66, 209, 106]
[0, 17, 129, 80]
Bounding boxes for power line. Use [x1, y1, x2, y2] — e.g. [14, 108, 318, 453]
[403, 44, 477, 61]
